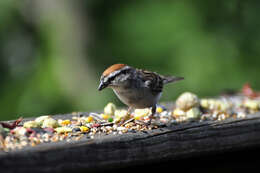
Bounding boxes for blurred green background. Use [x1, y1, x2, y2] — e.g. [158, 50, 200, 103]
[0, 0, 259, 120]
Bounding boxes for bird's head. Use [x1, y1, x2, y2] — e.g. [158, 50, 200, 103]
[98, 64, 131, 91]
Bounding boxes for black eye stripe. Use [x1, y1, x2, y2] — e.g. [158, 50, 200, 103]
[107, 75, 116, 83]
[104, 68, 131, 83]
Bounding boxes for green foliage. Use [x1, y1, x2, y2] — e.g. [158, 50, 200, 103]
[0, 0, 259, 120]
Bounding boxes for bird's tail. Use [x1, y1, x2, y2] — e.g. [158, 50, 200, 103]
[162, 76, 184, 84]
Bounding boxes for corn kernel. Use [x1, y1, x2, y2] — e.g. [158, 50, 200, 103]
[61, 119, 71, 126]
[80, 126, 89, 133]
[134, 115, 142, 120]
[156, 107, 163, 113]
[85, 116, 93, 123]
[101, 114, 110, 120]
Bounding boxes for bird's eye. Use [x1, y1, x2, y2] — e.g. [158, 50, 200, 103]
[121, 69, 130, 75]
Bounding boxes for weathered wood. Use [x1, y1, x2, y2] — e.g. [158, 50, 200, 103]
[1, 112, 260, 173]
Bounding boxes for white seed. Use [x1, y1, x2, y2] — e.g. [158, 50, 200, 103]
[104, 102, 116, 115]
[176, 92, 199, 111]
[117, 127, 126, 131]
[114, 109, 129, 123]
[23, 121, 39, 128]
[186, 107, 201, 120]
[35, 116, 50, 126]
[237, 112, 246, 118]
[13, 127, 27, 137]
[244, 99, 259, 110]
[112, 124, 118, 130]
[42, 118, 59, 128]
[217, 113, 226, 121]
[160, 118, 169, 123]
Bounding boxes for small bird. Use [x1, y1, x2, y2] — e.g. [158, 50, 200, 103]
[98, 64, 184, 121]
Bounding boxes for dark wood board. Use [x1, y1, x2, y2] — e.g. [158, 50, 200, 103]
[1, 112, 260, 173]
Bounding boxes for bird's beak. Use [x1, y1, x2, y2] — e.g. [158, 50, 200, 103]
[98, 81, 107, 91]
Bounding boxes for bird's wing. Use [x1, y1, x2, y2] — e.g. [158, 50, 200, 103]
[138, 69, 164, 93]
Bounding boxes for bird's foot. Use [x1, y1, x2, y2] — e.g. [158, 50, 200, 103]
[144, 114, 156, 125]
[143, 106, 157, 125]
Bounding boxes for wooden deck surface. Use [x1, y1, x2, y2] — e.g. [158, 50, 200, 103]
[1, 112, 260, 173]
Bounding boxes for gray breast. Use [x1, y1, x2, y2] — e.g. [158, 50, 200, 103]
[112, 87, 161, 108]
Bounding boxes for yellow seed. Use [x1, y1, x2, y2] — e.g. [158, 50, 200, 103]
[61, 119, 71, 126]
[85, 116, 93, 123]
[80, 126, 89, 132]
[156, 107, 163, 113]
[101, 114, 110, 120]
[55, 127, 72, 134]
[134, 116, 142, 120]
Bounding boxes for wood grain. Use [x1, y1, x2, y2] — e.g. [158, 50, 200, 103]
[1, 112, 260, 173]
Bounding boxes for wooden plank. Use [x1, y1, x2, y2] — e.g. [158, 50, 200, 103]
[1, 112, 260, 173]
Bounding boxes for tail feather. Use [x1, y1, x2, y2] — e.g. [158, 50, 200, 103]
[162, 76, 184, 84]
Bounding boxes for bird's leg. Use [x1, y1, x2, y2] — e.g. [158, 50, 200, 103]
[127, 107, 132, 116]
[120, 107, 134, 126]
[146, 105, 156, 125]
[150, 105, 156, 119]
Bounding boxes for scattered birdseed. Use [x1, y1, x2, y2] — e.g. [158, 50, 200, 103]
[42, 118, 59, 128]
[55, 127, 72, 134]
[114, 109, 129, 123]
[80, 126, 89, 133]
[61, 119, 71, 126]
[104, 102, 116, 115]
[176, 92, 199, 111]
[85, 116, 93, 123]
[89, 113, 103, 122]
[186, 107, 201, 120]
[134, 108, 150, 120]
[108, 117, 113, 122]
[23, 121, 39, 128]
[35, 116, 50, 126]
[156, 107, 164, 113]
[1, 85, 260, 152]
[101, 114, 110, 120]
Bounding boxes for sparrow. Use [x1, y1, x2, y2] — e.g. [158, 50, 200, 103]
[98, 64, 184, 120]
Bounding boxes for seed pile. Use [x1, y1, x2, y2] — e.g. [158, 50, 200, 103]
[1, 87, 260, 152]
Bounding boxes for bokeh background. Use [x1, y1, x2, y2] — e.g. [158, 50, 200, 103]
[0, 0, 260, 120]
